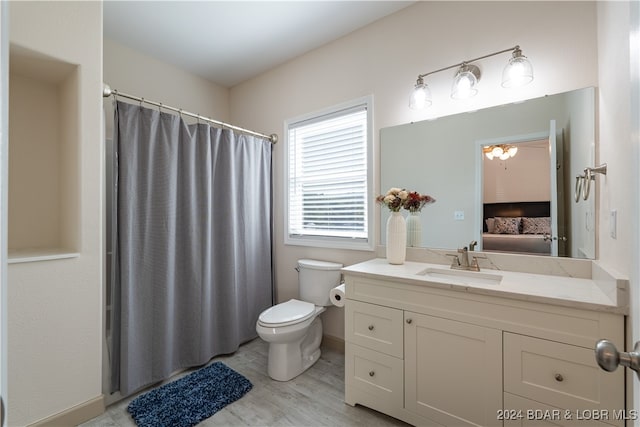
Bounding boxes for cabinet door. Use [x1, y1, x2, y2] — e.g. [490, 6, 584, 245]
[405, 311, 503, 427]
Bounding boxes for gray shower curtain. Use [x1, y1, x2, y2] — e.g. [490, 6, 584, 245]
[110, 100, 273, 396]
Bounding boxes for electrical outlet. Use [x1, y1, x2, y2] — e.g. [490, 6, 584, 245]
[454, 211, 465, 220]
[610, 210, 617, 239]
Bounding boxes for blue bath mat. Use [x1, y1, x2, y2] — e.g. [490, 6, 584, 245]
[127, 362, 253, 427]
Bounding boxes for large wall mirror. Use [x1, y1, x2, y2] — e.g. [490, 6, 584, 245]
[380, 87, 595, 259]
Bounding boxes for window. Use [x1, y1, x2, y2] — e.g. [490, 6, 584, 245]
[285, 96, 373, 250]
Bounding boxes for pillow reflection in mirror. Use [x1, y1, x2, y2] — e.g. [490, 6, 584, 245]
[522, 217, 551, 234]
[494, 217, 520, 234]
[485, 217, 496, 233]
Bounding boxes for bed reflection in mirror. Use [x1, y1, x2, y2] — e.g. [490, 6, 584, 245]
[380, 87, 595, 259]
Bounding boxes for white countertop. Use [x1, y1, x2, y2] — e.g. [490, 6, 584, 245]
[342, 258, 628, 314]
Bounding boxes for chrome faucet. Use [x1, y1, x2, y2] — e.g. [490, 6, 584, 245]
[468, 240, 478, 251]
[457, 247, 470, 269]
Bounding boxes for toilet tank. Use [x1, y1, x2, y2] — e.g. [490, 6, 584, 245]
[298, 259, 343, 306]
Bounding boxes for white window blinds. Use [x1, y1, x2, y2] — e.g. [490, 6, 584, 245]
[286, 101, 371, 249]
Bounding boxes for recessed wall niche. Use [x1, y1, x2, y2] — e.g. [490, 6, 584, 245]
[8, 45, 80, 262]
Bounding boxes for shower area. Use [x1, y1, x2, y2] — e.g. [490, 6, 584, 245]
[103, 87, 275, 400]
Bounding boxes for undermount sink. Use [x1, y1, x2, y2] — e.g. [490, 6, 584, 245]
[416, 267, 503, 286]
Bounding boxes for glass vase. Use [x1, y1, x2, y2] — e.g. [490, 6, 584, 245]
[406, 211, 422, 247]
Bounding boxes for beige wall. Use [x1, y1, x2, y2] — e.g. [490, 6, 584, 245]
[8, 1, 103, 425]
[8, 73, 62, 249]
[483, 143, 551, 204]
[103, 38, 230, 140]
[229, 1, 600, 338]
[597, 2, 632, 276]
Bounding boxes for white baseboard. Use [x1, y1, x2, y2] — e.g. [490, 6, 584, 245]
[28, 395, 105, 427]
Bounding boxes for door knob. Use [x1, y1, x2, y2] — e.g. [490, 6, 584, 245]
[595, 339, 640, 378]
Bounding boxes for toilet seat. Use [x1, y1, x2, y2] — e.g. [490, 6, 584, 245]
[258, 299, 316, 327]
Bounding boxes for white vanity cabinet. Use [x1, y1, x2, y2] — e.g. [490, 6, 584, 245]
[343, 271, 625, 427]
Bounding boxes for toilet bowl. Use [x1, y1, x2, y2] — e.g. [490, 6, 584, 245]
[256, 259, 342, 381]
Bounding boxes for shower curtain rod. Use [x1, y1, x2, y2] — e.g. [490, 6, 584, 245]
[102, 83, 278, 144]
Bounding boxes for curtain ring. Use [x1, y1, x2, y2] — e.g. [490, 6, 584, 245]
[139, 97, 144, 108]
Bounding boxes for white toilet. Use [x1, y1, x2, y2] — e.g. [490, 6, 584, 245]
[256, 259, 343, 381]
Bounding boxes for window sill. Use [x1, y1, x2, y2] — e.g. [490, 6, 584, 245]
[285, 236, 374, 251]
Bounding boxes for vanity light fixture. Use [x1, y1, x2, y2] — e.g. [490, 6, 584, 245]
[501, 46, 534, 88]
[483, 144, 518, 160]
[409, 45, 534, 110]
[451, 64, 481, 100]
[409, 76, 432, 109]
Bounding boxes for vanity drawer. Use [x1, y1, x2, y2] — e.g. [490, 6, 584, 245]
[345, 342, 403, 409]
[503, 393, 613, 427]
[345, 300, 403, 358]
[504, 333, 624, 425]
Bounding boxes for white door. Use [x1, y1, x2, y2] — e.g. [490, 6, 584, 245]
[631, 0, 640, 417]
[595, 2, 640, 417]
[0, 2, 8, 425]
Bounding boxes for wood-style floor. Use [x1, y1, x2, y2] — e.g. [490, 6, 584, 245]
[80, 338, 410, 426]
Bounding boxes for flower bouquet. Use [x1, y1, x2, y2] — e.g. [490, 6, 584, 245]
[376, 188, 436, 260]
[403, 191, 436, 212]
[375, 188, 409, 212]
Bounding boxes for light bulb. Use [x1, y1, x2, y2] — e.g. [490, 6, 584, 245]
[456, 75, 473, 98]
[491, 146, 504, 157]
[507, 146, 518, 157]
[485, 152, 494, 160]
[409, 78, 432, 110]
[451, 64, 480, 100]
[502, 48, 534, 88]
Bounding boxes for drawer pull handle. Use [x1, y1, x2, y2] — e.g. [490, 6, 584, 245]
[554, 373, 564, 382]
[406, 318, 413, 324]
[369, 371, 375, 377]
[368, 325, 374, 331]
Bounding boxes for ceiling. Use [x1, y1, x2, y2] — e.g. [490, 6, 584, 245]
[103, 1, 415, 88]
